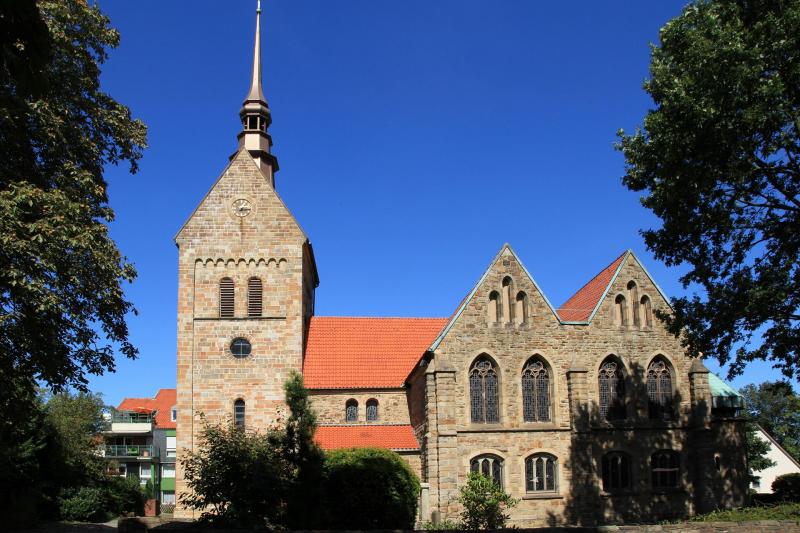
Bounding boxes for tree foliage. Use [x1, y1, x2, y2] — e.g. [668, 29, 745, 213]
[617, 0, 800, 379]
[746, 422, 776, 485]
[773, 473, 800, 501]
[0, 0, 146, 397]
[741, 380, 800, 460]
[457, 471, 518, 530]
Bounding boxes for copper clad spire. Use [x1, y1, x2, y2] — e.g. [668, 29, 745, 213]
[236, 0, 279, 186]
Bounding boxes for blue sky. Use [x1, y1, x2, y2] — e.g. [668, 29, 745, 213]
[89, 0, 781, 406]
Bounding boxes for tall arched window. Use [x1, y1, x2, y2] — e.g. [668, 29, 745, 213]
[614, 294, 627, 326]
[647, 358, 674, 420]
[627, 281, 640, 327]
[651, 450, 680, 489]
[522, 357, 550, 422]
[345, 399, 358, 422]
[366, 399, 379, 422]
[469, 356, 500, 423]
[501, 277, 512, 324]
[470, 454, 503, 486]
[598, 358, 626, 420]
[219, 277, 234, 318]
[515, 291, 528, 325]
[601, 452, 631, 491]
[488, 291, 500, 324]
[233, 399, 245, 430]
[247, 277, 262, 317]
[525, 453, 558, 493]
[641, 295, 653, 328]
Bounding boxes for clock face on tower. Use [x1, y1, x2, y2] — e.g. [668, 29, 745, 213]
[232, 198, 252, 218]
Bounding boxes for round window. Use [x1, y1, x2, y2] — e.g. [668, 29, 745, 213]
[230, 338, 252, 358]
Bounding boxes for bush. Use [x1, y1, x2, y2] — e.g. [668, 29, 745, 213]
[773, 473, 800, 502]
[105, 475, 144, 516]
[323, 447, 420, 529]
[59, 486, 109, 522]
[458, 472, 518, 529]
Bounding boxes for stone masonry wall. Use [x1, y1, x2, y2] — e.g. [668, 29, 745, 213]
[310, 390, 411, 425]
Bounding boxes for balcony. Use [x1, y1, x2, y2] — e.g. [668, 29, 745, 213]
[103, 412, 153, 434]
[103, 445, 157, 459]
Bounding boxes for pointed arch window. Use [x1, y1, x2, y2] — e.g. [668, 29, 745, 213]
[234, 399, 245, 430]
[647, 358, 674, 420]
[651, 450, 680, 489]
[522, 357, 550, 422]
[641, 295, 653, 328]
[515, 291, 528, 325]
[470, 454, 503, 486]
[488, 291, 500, 324]
[525, 453, 558, 493]
[219, 277, 235, 318]
[614, 294, 628, 326]
[469, 356, 499, 423]
[345, 399, 358, 422]
[247, 277, 262, 317]
[366, 399, 379, 422]
[602, 452, 631, 491]
[598, 358, 626, 420]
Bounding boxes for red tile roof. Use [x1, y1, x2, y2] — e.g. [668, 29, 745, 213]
[117, 388, 177, 429]
[303, 317, 448, 389]
[315, 425, 420, 451]
[557, 252, 627, 322]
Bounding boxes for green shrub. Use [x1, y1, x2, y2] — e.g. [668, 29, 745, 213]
[421, 518, 463, 530]
[142, 478, 155, 500]
[58, 486, 110, 522]
[323, 447, 420, 529]
[773, 473, 800, 502]
[106, 476, 144, 516]
[458, 472, 518, 529]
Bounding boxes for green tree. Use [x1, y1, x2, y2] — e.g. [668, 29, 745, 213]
[616, 0, 800, 379]
[457, 472, 518, 530]
[741, 381, 800, 460]
[746, 422, 776, 486]
[0, 0, 146, 399]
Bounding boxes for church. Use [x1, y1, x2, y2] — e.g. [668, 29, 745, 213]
[174, 4, 748, 526]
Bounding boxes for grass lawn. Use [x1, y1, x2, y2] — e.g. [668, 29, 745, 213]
[688, 502, 800, 522]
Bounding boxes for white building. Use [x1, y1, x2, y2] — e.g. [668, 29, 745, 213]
[751, 424, 800, 493]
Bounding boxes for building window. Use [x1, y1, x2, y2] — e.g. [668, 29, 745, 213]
[247, 277, 262, 317]
[522, 357, 550, 422]
[515, 291, 528, 325]
[162, 464, 176, 479]
[471, 454, 503, 487]
[627, 281, 640, 327]
[525, 453, 558, 493]
[488, 291, 500, 324]
[469, 356, 500, 423]
[161, 491, 176, 505]
[140, 464, 152, 480]
[598, 358, 626, 420]
[651, 450, 679, 489]
[219, 277, 234, 318]
[234, 399, 245, 429]
[171, 407, 177, 422]
[366, 399, 378, 422]
[501, 277, 513, 324]
[647, 358, 674, 420]
[641, 295, 653, 327]
[230, 337, 251, 358]
[601, 452, 631, 492]
[345, 399, 358, 422]
[166, 436, 176, 458]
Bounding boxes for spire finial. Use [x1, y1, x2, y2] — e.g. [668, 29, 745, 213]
[246, 0, 265, 102]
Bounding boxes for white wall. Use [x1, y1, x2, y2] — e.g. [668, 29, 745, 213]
[751, 426, 800, 493]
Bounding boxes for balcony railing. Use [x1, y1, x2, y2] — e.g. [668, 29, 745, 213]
[104, 445, 157, 459]
[111, 412, 153, 424]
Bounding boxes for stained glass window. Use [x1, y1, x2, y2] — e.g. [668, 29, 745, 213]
[470, 455, 503, 487]
[525, 454, 557, 492]
[601, 452, 631, 491]
[470, 357, 499, 423]
[345, 399, 358, 422]
[651, 450, 680, 489]
[234, 399, 245, 430]
[598, 359, 626, 420]
[366, 399, 378, 421]
[647, 359, 673, 420]
[522, 359, 550, 422]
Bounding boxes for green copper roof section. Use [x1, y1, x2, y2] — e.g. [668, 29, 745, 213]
[709, 373, 742, 398]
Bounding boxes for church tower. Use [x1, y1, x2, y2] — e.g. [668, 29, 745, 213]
[174, 2, 318, 517]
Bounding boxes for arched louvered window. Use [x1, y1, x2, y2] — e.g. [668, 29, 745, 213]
[602, 452, 631, 491]
[627, 281, 640, 327]
[488, 291, 500, 324]
[598, 358, 626, 420]
[515, 291, 528, 325]
[614, 294, 628, 326]
[647, 358, 674, 420]
[525, 453, 558, 493]
[345, 399, 358, 422]
[366, 399, 379, 421]
[522, 358, 550, 422]
[234, 399, 245, 430]
[219, 278, 234, 318]
[247, 277, 262, 317]
[641, 295, 653, 328]
[651, 450, 680, 489]
[501, 277, 512, 324]
[470, 454, 503, 486]
[469, 357, 499, 423]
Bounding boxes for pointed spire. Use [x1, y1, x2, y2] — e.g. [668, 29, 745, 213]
[235, 0, 279, 186]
